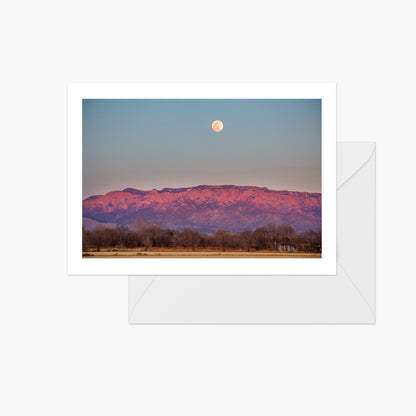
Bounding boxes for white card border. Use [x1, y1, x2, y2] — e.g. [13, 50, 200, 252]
[68, 83, 336, 275]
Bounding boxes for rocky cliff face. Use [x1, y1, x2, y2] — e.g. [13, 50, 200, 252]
[83, 185, 321, 233]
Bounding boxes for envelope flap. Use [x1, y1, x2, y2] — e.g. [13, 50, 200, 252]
[337, 142, 375, 188]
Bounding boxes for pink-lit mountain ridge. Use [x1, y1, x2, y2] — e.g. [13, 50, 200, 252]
[83, 185, 321, 233]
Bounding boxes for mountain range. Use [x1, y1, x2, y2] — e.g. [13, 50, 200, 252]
[82, 185, 321, 233]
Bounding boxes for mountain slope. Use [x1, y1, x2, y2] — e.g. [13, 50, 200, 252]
[82, 185, 321, 233]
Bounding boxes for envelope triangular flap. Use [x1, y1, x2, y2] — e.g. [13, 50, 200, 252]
[337, 142, 375, 188]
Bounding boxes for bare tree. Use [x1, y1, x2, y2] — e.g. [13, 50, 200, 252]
[180, 228, 202, 250]
[240, 230, 254, 251]
[252, 226, 270, 250]
[213, 230, 231, 251]
[277, 223, 295, 251]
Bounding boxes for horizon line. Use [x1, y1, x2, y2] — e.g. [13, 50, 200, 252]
[84, 184, 322, 200]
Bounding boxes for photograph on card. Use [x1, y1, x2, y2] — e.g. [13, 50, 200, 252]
[82, 99, 322, 258]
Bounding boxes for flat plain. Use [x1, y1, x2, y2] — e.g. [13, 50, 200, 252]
[82, 248, 321, 258]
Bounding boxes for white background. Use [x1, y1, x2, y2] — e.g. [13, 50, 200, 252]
[0, 1, 415, 415]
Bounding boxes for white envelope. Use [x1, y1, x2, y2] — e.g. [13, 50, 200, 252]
[128, 142, 376, 324]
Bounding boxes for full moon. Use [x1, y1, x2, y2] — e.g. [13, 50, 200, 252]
[212, 120, 223, 132]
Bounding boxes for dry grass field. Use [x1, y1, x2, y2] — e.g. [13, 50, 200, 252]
[83, 247, 321, 258]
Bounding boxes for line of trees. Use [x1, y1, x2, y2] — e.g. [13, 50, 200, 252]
[83, 219, 321, 253]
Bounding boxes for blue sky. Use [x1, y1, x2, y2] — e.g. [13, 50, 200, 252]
[83, 99, 321, 199]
